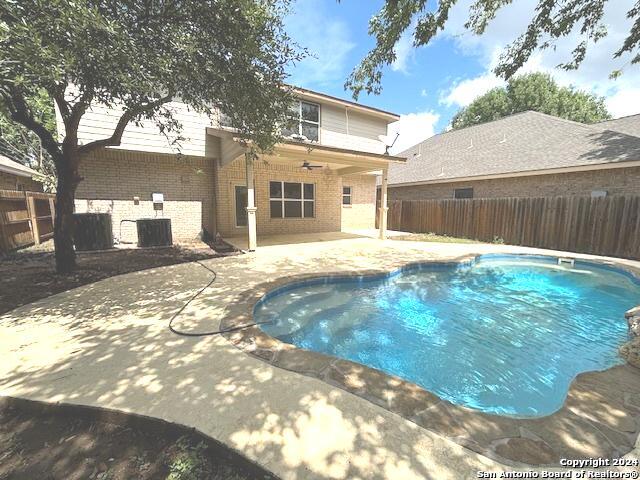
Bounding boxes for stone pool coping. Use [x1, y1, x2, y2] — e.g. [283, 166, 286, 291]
[221, 253, 640, 467]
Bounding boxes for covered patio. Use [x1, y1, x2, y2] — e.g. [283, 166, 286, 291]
[207, 127, 405, 250]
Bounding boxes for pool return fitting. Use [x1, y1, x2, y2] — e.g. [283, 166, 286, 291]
[168, 260, 272, 337]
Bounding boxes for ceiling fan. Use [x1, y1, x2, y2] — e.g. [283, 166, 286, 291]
[301, 161, 323, 170]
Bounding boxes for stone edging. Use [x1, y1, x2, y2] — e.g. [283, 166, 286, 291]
[220, 254, 640, 467]
[621, 306, 640, 368]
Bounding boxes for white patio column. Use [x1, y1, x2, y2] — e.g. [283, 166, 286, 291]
[378, 168, 389, 240]
[245, 152, 258, 251]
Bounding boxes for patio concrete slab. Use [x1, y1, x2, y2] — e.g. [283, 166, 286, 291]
[1, 237, 640, 479]
[225, 230, 409, 250]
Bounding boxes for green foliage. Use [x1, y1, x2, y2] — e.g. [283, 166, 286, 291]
[167, 437, 212, 480]
[0, 88, 56, 189]
[344, 0, 640, 98]
[0, 0, 304, 271]
[450, 72, 611, 129]
[0, 0, 304, 156]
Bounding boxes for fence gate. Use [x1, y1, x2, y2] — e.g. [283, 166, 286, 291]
[0, 189, 56, 252]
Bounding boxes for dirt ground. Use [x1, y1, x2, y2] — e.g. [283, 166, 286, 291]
[1, 241, 271, 479]
[0, 240, 231, 315]
[0, 397, 276, 480]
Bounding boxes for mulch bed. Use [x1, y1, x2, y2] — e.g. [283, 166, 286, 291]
[0, 240, 229, 316]
[0, 396, 277, 480]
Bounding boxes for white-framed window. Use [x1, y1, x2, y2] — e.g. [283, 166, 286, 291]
[234, 185, 248, 227]
[342, 186, 352, 205]
[269, 181, 315, 218]
[282, 100, 320, 141]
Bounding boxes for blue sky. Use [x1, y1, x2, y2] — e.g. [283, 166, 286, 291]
[284, 0, 640, 153]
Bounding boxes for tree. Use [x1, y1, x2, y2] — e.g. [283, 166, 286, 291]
[0, 88, 56, 190]
[450, 72, 611, 129]
[344, 0, 640, 98]
[0, 0, 303, 273]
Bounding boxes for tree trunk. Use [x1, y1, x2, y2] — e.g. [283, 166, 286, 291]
[53, 154, 81, 274]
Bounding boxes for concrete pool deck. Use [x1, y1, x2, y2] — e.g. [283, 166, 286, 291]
[1, 237, 639, 479]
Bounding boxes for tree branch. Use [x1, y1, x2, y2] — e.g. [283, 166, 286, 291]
[3, 86, 61, 161]
[67, 86, 93, 133]
[53, 89, 70, 123]
[78, 94, 173, 154]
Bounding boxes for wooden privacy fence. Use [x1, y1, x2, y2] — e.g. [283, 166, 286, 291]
[0, 189, 56, 252]
[387, 195, 640, 260]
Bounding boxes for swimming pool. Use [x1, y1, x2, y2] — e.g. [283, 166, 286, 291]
[254, 255, 640, 417]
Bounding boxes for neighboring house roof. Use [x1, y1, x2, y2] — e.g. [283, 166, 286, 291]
[0, 154, 41, 178]
[595, 114, 640, 138]
[388, 111, 640, 186]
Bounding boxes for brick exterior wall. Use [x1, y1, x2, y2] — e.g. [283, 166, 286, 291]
[75, 149, 215, 243]
[341, 174, 377, 230]
[388, 166, 640, 201]
[74, 148, 379, 243]
[214, 157, 377, 238]
[0, 171, 43, 192]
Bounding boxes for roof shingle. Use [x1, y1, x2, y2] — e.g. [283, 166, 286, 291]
[388, 111, 640, 186]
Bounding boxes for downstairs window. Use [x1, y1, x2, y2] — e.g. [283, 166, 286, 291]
[269, 181, 315, 218]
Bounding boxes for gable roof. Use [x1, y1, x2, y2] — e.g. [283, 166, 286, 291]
[0, 154, 40, 178]
[388, 111, 640, 186]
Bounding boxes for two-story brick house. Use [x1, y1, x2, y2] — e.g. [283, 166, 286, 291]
[67, 87, 404, 249]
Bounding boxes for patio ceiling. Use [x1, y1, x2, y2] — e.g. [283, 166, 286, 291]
[206, 127, 406, 176]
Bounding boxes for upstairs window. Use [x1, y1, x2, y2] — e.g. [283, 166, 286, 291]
[342, 186, 352, 205]
[282, 101, 320, 141]
[454, 187, 474, 199]
[270, 181, 315, 218]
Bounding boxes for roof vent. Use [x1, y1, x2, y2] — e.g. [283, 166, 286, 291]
[467, 138, 473, 150]
[499, 133, 507, 144]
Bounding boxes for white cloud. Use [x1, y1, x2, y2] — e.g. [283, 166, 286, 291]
[387, 111, 440, 155]
[391, 30, 415, 72]
[285, 0, 355, 88]
[440, 73, 504, 107]
[420, 88, 428, 97]
[605, 88, 640, 118]
[436, 0, 640, 119]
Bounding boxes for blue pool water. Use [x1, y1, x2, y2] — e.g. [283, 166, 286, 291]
[255, 255, 640, 417]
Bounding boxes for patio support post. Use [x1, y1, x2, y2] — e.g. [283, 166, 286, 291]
[245, 152, 258, 251]
[378, 168, 389, 239]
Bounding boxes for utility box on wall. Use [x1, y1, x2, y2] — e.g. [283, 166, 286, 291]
[152, 192, 164, 211]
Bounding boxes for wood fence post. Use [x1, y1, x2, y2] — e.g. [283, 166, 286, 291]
[26, 193, 40, 245]
[49, 197, 56, 226]
[0, 204, 6, 252]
